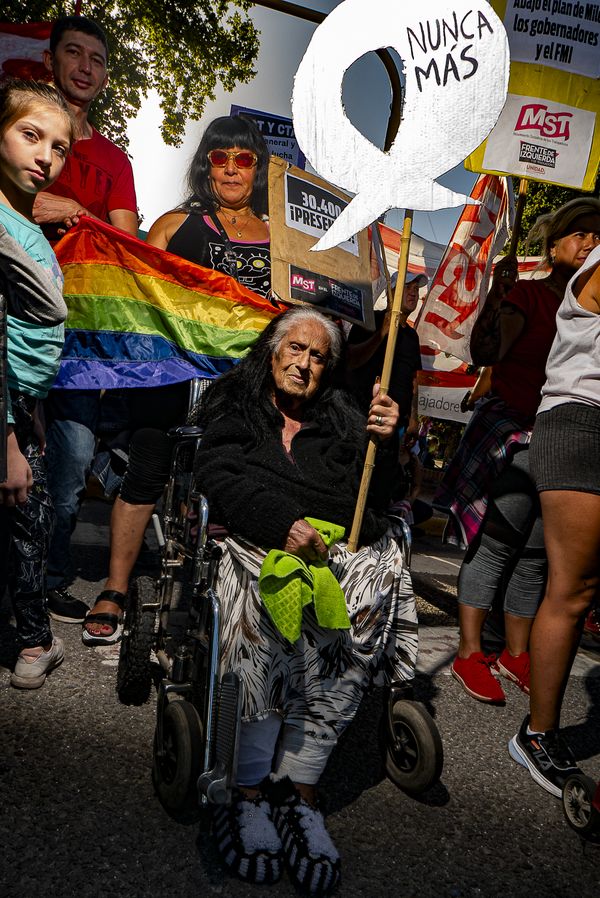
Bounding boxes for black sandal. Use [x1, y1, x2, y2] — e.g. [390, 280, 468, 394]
[212, 788, 283, 884]
[82, 589, 127, 646]
[264, 776, 341, 896]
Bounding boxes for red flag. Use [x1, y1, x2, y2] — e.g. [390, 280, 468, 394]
[416, 174, 512, 366]
[0, 22, 51, 82]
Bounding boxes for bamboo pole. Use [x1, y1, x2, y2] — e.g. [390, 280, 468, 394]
[347, 209, 414, 552]
[509, 178, 529, 256]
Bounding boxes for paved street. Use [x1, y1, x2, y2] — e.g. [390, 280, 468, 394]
[1, 497, 599, 898]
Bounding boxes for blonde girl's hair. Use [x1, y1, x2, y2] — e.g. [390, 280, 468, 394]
[0, 78, 75, 147]
[527, 196, 600, 267]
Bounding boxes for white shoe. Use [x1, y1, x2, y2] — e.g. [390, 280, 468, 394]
[10, 637, 65, 689]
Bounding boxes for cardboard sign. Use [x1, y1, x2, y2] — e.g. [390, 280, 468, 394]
[466, 0, 600, 189]
[292, 0, 509, 251]
[268, 156, 374, 328]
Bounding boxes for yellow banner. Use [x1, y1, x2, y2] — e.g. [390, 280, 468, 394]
[466, 0, 600, 189]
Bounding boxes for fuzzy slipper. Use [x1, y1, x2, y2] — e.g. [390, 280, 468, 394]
[212, 789, 283, 884]
[82, 589, 126, 646]
[264, 776, 341, 896]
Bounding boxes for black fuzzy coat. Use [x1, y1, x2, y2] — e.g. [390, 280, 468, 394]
[194, 406, 397, 550]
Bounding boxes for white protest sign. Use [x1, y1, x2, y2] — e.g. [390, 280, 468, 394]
[505, 0, 600, 78]
[292, 0, 510, 251]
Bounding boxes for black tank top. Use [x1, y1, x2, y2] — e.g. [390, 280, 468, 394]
[166, 213, 271, 298]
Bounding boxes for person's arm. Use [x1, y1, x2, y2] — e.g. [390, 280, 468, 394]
[470, 256, 526, 365]
[33, 195, 138, 237]
[283, 520, 328, 561]
[460, 365, 493, 412]
[108, 209, 139, 237]
[0, 427, 33, 507]
[575, 258, 600, 313]
[146, 212, 188, 250]
[33, 193, 90, 230]
[366, 381, 400, 441]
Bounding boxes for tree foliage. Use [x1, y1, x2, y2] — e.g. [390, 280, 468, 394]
[513, 174, 600, 257]
[2, 1, 260, 149]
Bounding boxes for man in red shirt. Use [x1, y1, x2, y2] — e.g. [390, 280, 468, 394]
[35, 16, 138, 237]
[35, 16, 138, 624]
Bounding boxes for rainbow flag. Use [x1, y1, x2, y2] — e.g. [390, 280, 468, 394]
[53, 217, 278, 389]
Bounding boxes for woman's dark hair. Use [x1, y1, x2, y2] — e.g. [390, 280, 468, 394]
[182, 115, 270, 216]
[200, 307, 363, 444]
[50, 16, 109, 60]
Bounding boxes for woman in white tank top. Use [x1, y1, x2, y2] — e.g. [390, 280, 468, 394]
[509, 238, 600, 798]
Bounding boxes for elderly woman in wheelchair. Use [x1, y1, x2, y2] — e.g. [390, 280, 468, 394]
[193, 305, 425, 891]
[118, 304, 442, 895]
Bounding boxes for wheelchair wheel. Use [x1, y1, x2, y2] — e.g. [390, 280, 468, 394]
[152, 699, 204, 821]
[384, 699, 444, 795]
[116, 576, 156, 706]
[562, 774, 600, 837]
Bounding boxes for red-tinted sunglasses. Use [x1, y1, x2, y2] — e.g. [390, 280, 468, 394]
[208, 149, 258, 169]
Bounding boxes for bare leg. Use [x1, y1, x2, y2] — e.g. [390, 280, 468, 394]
[529, 490, 600, 733]
[504, 612, 534, 657]
[84, 497, 155, 636]
[457, 604, 488, 657]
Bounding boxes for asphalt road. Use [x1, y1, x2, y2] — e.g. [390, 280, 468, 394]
[1, 498, 599, 898]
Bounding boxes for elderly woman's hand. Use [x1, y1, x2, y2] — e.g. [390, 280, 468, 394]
[367, 382, 400, 442]
[284, 519, 328, 562]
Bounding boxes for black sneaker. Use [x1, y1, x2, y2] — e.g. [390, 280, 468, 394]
[47, 587, 89, 624]
[509, 715, 581, 797]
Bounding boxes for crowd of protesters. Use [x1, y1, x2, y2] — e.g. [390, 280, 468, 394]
[1, 12, 599, 897]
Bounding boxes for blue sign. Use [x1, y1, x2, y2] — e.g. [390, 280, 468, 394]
[230, 104, 306, 170]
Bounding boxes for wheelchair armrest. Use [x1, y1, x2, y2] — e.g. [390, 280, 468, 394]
[169, 425, 204, 439]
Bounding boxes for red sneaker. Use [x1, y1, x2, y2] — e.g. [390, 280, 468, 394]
[451, 652, 506, 703]
[495, 649, 530, 694]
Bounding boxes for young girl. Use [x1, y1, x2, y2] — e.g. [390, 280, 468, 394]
[0, 79, 74, 688]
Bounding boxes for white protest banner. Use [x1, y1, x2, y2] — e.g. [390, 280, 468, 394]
[507, 0, 600, 77]
[417, 174, 512, 364]
[466, 1, 600, 189]
[292, 0, 509, 252]
[230, 105, 306, 170]
[0, 22, 51, 81]
[418, 383, 473, 423]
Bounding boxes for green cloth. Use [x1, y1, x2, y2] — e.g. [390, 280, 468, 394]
[258, 517, 350, 643]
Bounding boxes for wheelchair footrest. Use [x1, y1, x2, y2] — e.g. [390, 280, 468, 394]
[198, 671, 241, 805]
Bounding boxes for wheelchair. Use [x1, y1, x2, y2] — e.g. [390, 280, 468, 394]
[562, 773, 600, 838]
[116, 381, 444, 820]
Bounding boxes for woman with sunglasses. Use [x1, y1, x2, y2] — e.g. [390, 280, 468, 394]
[146, 116, 271, 294]
[83, 116, 271, 647]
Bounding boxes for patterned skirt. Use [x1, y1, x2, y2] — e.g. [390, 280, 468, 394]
[215, 525, 418, 743]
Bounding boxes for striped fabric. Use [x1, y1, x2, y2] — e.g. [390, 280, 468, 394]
[53, 217, 278, 390]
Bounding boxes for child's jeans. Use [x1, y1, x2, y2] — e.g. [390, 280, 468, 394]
[0, 392, 53, 648]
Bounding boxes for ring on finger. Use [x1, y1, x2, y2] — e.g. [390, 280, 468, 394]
[375, 415, 383, 426]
